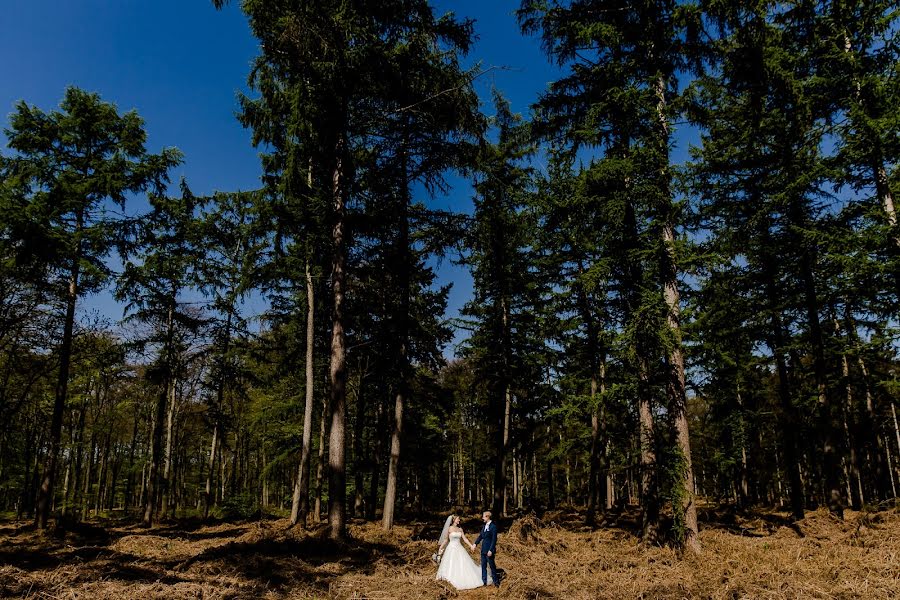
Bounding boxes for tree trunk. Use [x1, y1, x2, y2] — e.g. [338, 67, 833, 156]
[70, 402, 88, 520]
[576, 262, 603, 526]
[661, 220, 699, 551]
[654, 72, 699, 552]
[315, 386, 328, 523]
[760, 223, 805, 521]
[95, 429, 111, 515]
[353, 369, 367, 519]
[892, 402, 900, 483]
[82, 430, 96, 518]
[327, 145, 348, 540]
[637, 356, 658, 542]
[546, 425, 555, 509]
[603, 357, 613, 511]
[124, 408, 139, 512]
[792, 212, 842, 518]
[36, 246, 81, 529]
[383, 144, 412, 531]
[456, 428, 466, 508]
[383, 381, 405, 530]
[833, 311, 864, 508]
[621, 180, 659, 541]
[367, 397, 383, 520]
[291, 261, 316, 527]
[204, 425, 218, 519]
[492, 295, 513, 519]
[161, 377, 177, 519]
[143, 303, 175, 527]
[736, 384, 750, 508]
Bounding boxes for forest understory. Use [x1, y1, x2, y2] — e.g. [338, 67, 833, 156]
[1, 504, 898, 600]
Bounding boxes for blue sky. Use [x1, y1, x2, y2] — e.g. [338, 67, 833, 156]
[0, 0, 563, 356]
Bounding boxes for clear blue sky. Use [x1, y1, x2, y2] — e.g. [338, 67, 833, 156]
[0, 0, 563, 356]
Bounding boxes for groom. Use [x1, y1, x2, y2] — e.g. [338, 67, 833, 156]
[472, 510, 499, 587]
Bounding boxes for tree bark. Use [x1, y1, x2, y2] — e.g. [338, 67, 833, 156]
[291, 261, 316, 527]
[367, 397, 383, 521]
[383, 163, 412, 531]
[637, 356, 658, 542]
[204, 425, 218, 519]
[790, 206, 843, 518]
[576, 262, 603, 526]
[757, 218, 805, 520]
[492, 294, 513, 519]
[327, 145, 348, 540]
[143, 303, 175, 527]
[161, 377, 177, 519]
[736, 384, 750, 508]
[620, 176, 659, 541]
[653, 72, 699, 552]
[315, 384, 328, 523]
[353, 368, 367, 519]
[382, 383, 404, 530]
[36, 237, 81, 529]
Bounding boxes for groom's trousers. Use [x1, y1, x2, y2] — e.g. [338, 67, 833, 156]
[481, 552, 498, 586]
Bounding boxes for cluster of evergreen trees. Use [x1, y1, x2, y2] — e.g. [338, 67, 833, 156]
[0, 0, 898, 553]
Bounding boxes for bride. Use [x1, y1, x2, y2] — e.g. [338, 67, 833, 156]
[435, 515, 491, 589]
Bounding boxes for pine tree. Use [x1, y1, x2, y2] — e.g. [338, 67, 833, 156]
[461, 91, 538, 518]
[519, 0, 701, 549]
[0, 87, 180, 528]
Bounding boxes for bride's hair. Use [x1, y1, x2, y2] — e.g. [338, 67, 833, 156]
[439, 514, 458, 546]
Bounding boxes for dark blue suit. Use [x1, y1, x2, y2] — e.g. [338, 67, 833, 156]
[473, 521, 498, 586]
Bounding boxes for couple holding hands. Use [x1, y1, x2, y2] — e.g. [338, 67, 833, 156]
[434, 510, 500, 590]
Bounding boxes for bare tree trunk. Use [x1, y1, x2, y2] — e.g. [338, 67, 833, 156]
[892, 402, 900, 482]
[760, 225, 805, 521]
[82, 431, 95, 518]
[637, 356, 658, 541]
[70, 402, 87, 520]
[124, 409, 139, 512]
[161, 378, 177, 519]
[384, 147, 412, 530]
[291, 261, 316, 527]
[499, 378, 512, 517]
[353, 370, 367, 519]
[833, 313, 864, 508]
[95, 429, 111, 515]
[143, 304, 174, 527]
[794, 222, 842, 518]
[654, 73, 699, 552]
[456, 429, 465, 507]
[382, 383, 404, 530]
[36, 246, 81, 529]
[886, 439, 897, 498]
[144, 385, 166, 526]
[204, 425, 218, 519]
[576, 264, 603, 525]
[327, 145, 348, 540]
[315, 388, 327, 523]
[367, 397, 383, 520]
[736, 384, 750, 507]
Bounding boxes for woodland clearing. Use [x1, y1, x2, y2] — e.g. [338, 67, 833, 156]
[1, 506, 898, 599]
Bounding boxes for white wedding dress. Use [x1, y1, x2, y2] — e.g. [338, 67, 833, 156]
[435, 532, 490, 589]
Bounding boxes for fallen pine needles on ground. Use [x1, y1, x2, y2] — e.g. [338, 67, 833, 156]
[0, 506, 898, 599]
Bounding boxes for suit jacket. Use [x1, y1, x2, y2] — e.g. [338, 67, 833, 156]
[474, 521, 497, 555]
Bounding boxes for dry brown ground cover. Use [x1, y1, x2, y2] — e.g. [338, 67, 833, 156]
[0, 505, 898, 599]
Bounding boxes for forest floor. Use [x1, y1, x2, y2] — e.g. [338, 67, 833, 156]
[0, 504, 898, 599]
